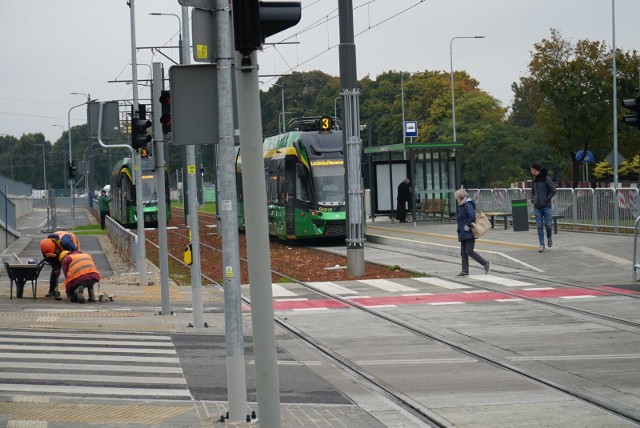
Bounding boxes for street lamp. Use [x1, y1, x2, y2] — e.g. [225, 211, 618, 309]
[68, 92, 93, 229]
[272, 83, 286, 132]
[35, 144, 47, 192]
[400, 72, 413, 143]
[450, 35, 484, 188]
[149, 13, 182, 62]
[51, 124, 67, 182]
[35, 143, 49, 231]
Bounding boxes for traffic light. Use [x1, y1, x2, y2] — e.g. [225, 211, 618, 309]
[233, 1, 301, 56]
[69, 161, 78, 178]
[159, 90, 171, 134]
[131, 105, 152, 150]
[622, 96, 640, 129]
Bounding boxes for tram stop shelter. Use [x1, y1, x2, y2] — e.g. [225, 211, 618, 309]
[364, 141, 463, 222]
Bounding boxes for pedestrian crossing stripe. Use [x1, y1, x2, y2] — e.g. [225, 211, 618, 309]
[356, 279, 418, 292]
[0, 331, 190, 399]
[268, 277, 622, 311]
[412, 277, 469, 289]
[469, 275, 535, 287]
[306, 281, 358, 295]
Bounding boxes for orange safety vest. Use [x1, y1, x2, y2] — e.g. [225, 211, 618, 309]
[63, 253, 101, 287]
[51, 231, 81, 252]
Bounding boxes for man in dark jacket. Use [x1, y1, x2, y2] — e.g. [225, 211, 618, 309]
[396, 178, 411, 223]
[531, 162, 556, 252]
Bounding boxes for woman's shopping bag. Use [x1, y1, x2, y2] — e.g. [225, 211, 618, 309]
[471, 210, 491, 239]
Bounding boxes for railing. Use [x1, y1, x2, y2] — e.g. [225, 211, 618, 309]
[467, 188, 640, 233]
[104, 214, 138, 265]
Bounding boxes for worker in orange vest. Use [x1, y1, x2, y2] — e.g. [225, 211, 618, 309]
[59, 250, 101, 303]
[39, 231, 80, 298]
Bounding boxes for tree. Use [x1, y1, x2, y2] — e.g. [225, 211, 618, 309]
[511, 29, 640, 187]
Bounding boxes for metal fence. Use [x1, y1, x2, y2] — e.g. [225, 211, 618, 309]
[467, 187, 640, 233]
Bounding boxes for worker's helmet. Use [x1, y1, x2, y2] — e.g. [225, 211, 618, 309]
[40, 239, 57, 258]
[58, 250, 70, 263]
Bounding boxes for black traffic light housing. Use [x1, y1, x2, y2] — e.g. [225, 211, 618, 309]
[622, 96, 640, 129]
[68, 161, 78, 178]
[159, 90, 171, 134]
[131, 104, 152, 150]
[233, 1, 301, 57]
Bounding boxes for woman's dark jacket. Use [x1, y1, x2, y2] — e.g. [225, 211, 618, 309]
[456, 197, 476, 242]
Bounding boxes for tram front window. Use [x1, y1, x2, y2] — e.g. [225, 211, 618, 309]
[312, 162, 344, 205]
[141, 175, 158, 203]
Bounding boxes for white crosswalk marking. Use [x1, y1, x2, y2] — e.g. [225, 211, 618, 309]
[272, 283, 298, 297]
[469, 275, 535, 287]
[412, 277, 470, 289]
[0, 330, 190, 399]
[356, 279, 418, 292]
[306, 281, 358, 295]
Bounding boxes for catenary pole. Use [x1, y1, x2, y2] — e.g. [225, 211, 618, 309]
[152, 62, 172, 316]
[235, 48, 281, 427]
[216, 0, 248, 421]
[128, 0, 148, 286]
[339, 0, 365, 276]
[611, 0, 619, 231]
[179, 5, 205, 325]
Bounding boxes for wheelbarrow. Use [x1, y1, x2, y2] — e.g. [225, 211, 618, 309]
[3, 258, 47, 300]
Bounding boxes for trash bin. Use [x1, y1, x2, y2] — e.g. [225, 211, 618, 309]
[511, 199, 529, 232]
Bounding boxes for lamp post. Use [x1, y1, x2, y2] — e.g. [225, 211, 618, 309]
[68, 93, 92, 229]
[149, 13, 182, 61]
[401, 72, 408, 142]
[51, 124, 67, 184]
[611, 0, 620, 231]
[272, 83, 286, 132]
[36, 143, 48, 219]
[450, 35, 484, 188]
[36, 143, 50, 231]
[35, 144, 47, 193]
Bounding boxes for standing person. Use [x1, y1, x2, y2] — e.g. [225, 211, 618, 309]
[59, 250, 102, 303]
[396, 178, 411, 223]
[530, 162, 556, 252]
[39, 231, 80, 298]
[454, 188, 490, 276]
[97, 190, 112, 230]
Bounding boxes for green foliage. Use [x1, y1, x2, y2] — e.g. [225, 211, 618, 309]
[511, 28, 640, 185]
[619, 155, 640, 180]
[5, 28, 640, 192]
[593, 160, 614, 179]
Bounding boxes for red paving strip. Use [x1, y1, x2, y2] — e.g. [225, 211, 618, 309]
[596, 285, 640, 295]
[271, 287, 615, 311]
[273, 299, 348, 311]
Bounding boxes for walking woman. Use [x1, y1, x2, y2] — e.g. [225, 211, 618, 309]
[455, 188, 490, 276]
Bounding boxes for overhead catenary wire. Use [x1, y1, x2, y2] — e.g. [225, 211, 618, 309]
[259, 0, 427, 89]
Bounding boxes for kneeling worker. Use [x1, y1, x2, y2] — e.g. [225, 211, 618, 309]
[59, 250, 102, 303]
[39, 231, 80, 298]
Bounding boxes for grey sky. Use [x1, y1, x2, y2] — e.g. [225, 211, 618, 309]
[0, 0, 637, 144]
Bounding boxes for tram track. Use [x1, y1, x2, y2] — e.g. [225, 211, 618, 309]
[146, 225, 640, 425]
[147, 228, 448, 426]
[362, 242, 640, 328]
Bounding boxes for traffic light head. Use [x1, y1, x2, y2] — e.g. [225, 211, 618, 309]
[622, 96, 640, 129]
[69, 161, 78, 178]
[233, 1, 301, 56]
[132, 118, 152, 150]
[159, 90, 171, 134]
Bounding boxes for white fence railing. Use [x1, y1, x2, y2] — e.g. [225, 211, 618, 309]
[467, 188, 639, 232]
